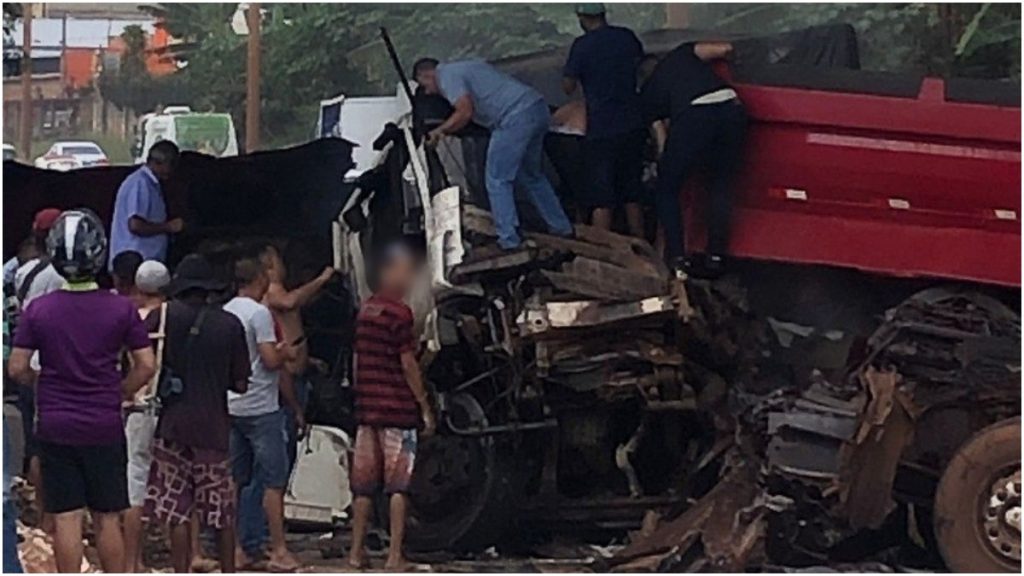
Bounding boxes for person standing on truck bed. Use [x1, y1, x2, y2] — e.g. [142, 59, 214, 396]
[562, 3, 646, 237]
[109, 140, 185, 269]
[641, 41, 747, 276]
[413, 57, 574, 250]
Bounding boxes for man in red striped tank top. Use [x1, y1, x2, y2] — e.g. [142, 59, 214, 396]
[347, 244, 434, 571]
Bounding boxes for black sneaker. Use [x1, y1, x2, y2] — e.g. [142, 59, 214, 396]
[683, 254, 726, 279]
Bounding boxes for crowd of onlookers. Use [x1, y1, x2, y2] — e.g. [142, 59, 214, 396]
[2, 202, 329, 572]
[3, 138, 431, 573]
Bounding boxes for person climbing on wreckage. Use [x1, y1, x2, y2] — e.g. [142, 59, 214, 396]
[641, 40, 748, 277]
[412, 57, 575, 250]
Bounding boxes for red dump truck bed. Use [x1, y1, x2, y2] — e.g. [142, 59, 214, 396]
[686, 72, 1021, 287]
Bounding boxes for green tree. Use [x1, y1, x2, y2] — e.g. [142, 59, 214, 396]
[98, 25, 188, 115]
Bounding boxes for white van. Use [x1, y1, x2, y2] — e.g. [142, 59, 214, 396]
[137, 110, 239, 162]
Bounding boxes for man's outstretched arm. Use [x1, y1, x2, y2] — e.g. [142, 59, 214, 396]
[265, 267, 334, 312]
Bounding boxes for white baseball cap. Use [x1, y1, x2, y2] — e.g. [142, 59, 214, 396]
[136, 260, 171, 295]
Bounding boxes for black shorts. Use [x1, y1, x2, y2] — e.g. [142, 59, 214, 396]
[582, 129, 647, 209]
[38, 441, 129, 514]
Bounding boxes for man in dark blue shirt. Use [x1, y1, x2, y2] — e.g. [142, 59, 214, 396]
[563, 3, 646, 237]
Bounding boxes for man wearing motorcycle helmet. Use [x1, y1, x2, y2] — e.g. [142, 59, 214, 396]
[7, 209, 156, 573]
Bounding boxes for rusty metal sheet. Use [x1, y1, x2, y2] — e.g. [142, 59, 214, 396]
[768, 411, 858, 441]
[767, 434, 844, 478]
[838, 367, 915, 530]
[610, 458, 763, 571]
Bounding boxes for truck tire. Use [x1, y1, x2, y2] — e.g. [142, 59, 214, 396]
[934, 417, 1021, 573]
[391, 392, 513, 553]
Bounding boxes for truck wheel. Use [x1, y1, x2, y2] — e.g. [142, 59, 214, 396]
[934, 417, 1021, 573]
[399, 392, 512, 552]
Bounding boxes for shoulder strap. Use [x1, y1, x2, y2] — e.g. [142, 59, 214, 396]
[184, 306, 210, 358]
[16, 258, 50, 304]
[140, 302, 170, 401]
[154, 302, 169, 361]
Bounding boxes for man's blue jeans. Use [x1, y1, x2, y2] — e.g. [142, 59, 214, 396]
[486, 100, 574, 249]
[4, 418, 23, 573]
[231, 410, 290, 558]
[235, 380, 307, 558]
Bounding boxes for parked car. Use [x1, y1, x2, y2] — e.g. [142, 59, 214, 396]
[34, 141, 108, 169]
[2, 143, 15, 162]
[36, 156, 84, 172]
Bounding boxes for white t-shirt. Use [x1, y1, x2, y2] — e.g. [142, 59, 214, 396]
[223, 296, 280, 417]
[14, 258, 66, 372]
[14, 259, 65, 307]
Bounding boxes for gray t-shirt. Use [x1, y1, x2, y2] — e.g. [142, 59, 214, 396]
[437, 60, 544, 129]
[223, 296, 279, 417]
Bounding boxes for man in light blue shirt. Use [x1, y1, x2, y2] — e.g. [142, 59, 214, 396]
[109, 141, 183, 268]
[414, 58, 573, 250]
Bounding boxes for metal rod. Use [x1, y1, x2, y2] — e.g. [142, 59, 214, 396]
[379, 27, 415, 107]
[19, 3, 33, 160]
[444, 416, 557, 437]
[245, 3, 261, 152]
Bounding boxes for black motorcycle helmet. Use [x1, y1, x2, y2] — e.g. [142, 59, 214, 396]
[46, 209, 108, 282]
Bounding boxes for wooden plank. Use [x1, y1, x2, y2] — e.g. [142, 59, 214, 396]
[541, 270, 630, 300]
[565, 257, 667, 300]
[526, 232, 662, 276]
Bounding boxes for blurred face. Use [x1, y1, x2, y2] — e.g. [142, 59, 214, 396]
[251, 270, 271, 300]
[416, 68, 439, 95]
[578, 14, 604, 32]
[261, 247, 286, 283]
[380, 255, 417, 296]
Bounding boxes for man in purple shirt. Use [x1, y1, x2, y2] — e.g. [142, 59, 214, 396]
[8, 209, 156, 573]
[109, 141, 184, 268]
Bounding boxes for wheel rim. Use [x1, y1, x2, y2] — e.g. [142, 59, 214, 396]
[405, 392, 497, 549]
[980, 467, 1022, 564]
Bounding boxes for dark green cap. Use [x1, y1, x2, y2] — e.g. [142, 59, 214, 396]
[575, 3, 606, 16]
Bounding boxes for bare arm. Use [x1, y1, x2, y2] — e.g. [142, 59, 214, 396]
[562, 76, 579, 95]
[401, 350, 434, 435]
[694, 42, 733, 62]
[7, 348, 35, 386]
[122, 347, 156, 398]
[257, 341, 288, 371]
[435, 95, 475, 135]
[264, 268, 333, 312]
[651, 120, 669, 156]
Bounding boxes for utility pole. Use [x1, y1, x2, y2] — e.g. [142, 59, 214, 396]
[19, 3, 33, 160]
[245, 2, 261, 153]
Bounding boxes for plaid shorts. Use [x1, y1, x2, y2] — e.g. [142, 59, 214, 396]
[350, 426, 417, 496]
[144, 439, 235, 529]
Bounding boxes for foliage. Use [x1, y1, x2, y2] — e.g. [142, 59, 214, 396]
[688, 3, 1020, 79]
[97, 25, 189, 115]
